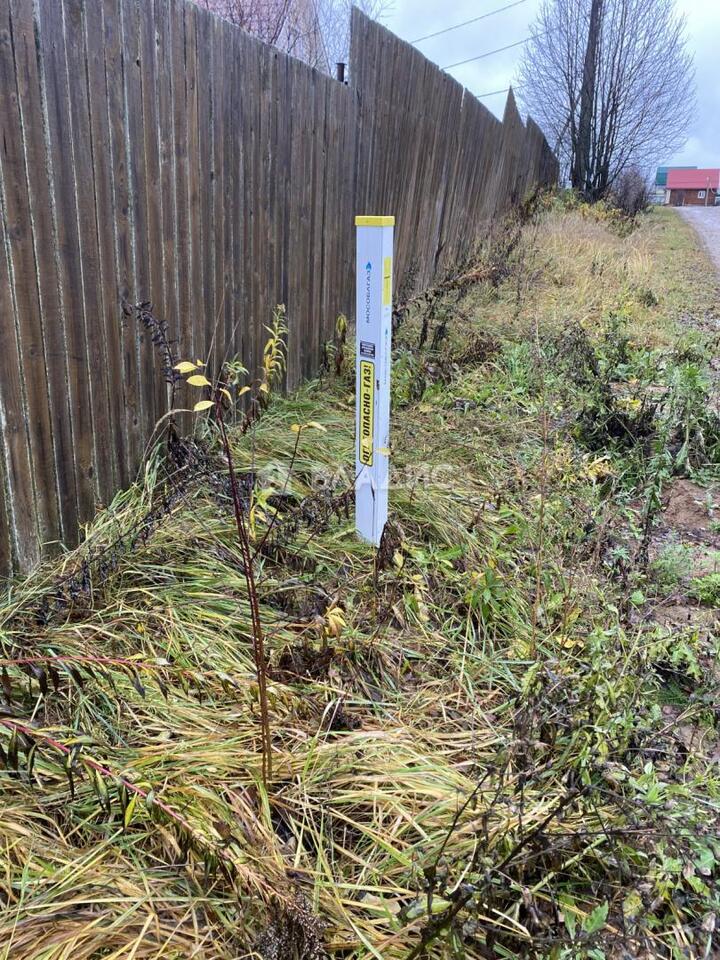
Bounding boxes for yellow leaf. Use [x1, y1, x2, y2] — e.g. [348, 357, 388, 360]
[193, 399, 214, 412]
[259, 382, 269, 394]
[291, 424, 302, 433]
[173, 360, 198, 373]
[557, 634, 583, 650]
[219, 388, 232, 401]
[187, 374, 211, 387]
[123, 793, 138, 829]
[306, 421, 327, 432]
[376, 446, 390, 456]
[195, 359, 204, 367]
[237, 386, 251, 397]
[324, 605, 346, 638]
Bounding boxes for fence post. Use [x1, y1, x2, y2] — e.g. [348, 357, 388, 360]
[355, 215, 394, 546]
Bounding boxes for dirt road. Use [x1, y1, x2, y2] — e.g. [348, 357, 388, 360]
[676, 206, 720, 272]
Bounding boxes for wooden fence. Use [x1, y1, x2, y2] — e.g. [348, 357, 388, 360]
[0, 0, 557, 579]
[352, 11, 558, 296]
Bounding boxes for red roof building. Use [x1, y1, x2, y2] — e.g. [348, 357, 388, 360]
[666, 168, 720, 206]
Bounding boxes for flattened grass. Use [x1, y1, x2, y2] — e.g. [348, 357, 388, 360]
[1, 203, 720, 958]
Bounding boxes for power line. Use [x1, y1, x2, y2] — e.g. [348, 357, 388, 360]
[410, 0, 529, 45]
[443, 37, 530, 70]
[475, 86, 512, 98]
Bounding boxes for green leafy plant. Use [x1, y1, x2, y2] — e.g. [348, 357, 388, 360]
[689, 572, 720, 606]
[649, 541, 694, 593]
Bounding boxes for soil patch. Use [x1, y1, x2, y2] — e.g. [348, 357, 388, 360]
[651, 602, 718, 640]
[660, 479, 719, 541]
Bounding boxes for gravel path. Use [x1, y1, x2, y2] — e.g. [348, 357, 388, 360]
[676, 206, 720, 273]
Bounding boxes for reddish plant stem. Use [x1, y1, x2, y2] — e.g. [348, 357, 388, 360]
[214, 394, 273, 783]
[250, 428, 301, 562]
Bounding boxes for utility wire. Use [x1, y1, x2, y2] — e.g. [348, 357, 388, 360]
[410, 0, 529, 45]
[443, 36, 530, 70]
[475, 86, 512, 97]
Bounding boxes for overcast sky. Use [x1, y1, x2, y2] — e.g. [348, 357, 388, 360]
[383, 0, 720, 169]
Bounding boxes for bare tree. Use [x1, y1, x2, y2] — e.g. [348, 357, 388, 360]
[196, 0, 390, 74]
[571, 0, 603, 192]
[313, 0, 390, 73]
[196, 0, 290, 46]
[517, 0, 694, 199]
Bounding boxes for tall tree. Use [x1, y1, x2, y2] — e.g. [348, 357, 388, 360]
[517, 0, 694, 200]
[571, 0, 603, 193]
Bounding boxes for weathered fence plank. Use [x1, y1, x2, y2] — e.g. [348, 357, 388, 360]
[10, 0, 79, 539]
[0, 0, 60, 548]
[138, 0, 167, 430]
[0, 158, 38, 571]
[104, 0, 139, 479]
[226, 16, 244, 377]
[211, 14, 226, 377]
[0, 0, 557, 579]
[66, 0, 116, 501]
[85, 0, 127, 491]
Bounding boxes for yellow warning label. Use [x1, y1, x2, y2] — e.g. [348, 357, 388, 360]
[382, 256, 392, 306]
[359, 361, 374, 466]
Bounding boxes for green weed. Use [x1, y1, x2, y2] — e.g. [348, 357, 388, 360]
[689, 572, 720, 606]
[650, 541, 694, 592]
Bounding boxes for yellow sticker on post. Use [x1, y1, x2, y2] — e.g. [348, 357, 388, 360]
[359, 361, 374, 466]
[382, 257, 392, 306]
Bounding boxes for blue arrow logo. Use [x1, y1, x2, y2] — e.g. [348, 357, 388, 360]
[366, 261, 372, 271]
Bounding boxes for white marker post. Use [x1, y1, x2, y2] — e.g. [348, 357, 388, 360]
[355, 215, 394, 546]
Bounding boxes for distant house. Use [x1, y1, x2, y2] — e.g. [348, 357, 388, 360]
[653, 166, 696, 204]
[666, 168, 720, 206]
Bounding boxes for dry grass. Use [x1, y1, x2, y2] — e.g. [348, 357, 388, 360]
[1, 201, 720, 959]
[459, 204, 717, 352]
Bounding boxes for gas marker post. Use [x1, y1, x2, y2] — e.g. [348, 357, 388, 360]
[355, 215, 394, 546]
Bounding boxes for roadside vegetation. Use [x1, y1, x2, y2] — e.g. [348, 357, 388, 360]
[1, 195, 719, 959]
